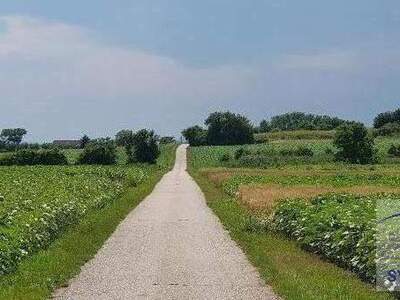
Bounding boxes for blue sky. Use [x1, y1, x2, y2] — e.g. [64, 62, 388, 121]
[0, 1, 399, 140]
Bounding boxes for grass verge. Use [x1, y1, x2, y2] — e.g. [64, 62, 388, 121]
[188, 167, 393, 300]
[0, 145, 176, 300]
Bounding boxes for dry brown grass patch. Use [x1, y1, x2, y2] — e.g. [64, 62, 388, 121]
[201, 166, 400, 187]
[238, 184, 400, 213]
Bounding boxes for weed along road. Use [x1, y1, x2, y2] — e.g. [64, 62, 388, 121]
[54, 145, 277, 299]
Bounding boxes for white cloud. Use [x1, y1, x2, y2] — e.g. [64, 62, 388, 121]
[0, 15, 255, 101]
[0, 15, 398, 140]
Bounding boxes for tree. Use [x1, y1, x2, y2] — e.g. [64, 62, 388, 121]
[79, 135, 91, 149]
[373, 108, 400, 128]
[267, 112, 348, 131]
[159, 136, 176, 144]
[126, 129, 160, 164]
[115, 129, 134, 147]
[205, 111, 254, 145]
[181, 126, 207, 146]
[258, 120, 272, 133]
[78, 138, 117, 165]
[333, 122, 376, 164]
[374, 122, 400, 137]
[1, 128, 27, 145]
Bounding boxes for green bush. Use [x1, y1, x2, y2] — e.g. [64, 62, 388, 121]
[127, 129, 160, 164]
[115, 129, 134, 147]
[272, 194, 377, 282]
[159, 136, 176, 144]
[333, 123, 376, 164]
[219, 152, 232, 162]
[0, 149, 68, 166]
[388, 144, 400, 157]
[234, 147, 251, 160]
[78, 139, 117, 165]
[374, 122, 400, 137]
[205, 111, 254, 145]
[373, 108, 400, 128]
[182, 125, 207, 146]
[259, 112, 348, 132]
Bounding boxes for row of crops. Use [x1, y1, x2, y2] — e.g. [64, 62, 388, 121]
[0, 165, 147, 275]
[273, 194, 400, 290]
[217, 171, 400, 289]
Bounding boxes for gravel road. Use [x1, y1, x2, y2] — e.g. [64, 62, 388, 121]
[54, 145, 277, 299]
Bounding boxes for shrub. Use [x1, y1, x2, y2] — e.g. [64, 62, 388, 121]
[373, 108, 400, 128]
[234, 147, 251, 160]
[79, 135, 91, 149]
[388, 144, 400, 157]
[219, 153, 232, 162]
[0, 149, 68, 166]
[182, 125, 207, 146]
[258, 120, 272, 133]
[374, 122, 400, 137]
[205, 111, 254, 145]
[295, 146, 314, 157]
[159, 136, 176, 144]
[325, 147, 334, 155]
[126, 129, 160, 164]
[262, 112, 348, 131]
[333, 123, 376, 164]
[115, 129, 134, 147]
[78, 139, 117, 165]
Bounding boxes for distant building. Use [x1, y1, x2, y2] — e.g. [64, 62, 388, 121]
[53, 140, 80, 148]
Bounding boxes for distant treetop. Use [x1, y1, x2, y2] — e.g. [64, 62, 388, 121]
[258, 112, 349, 132]
[373, 108, 400, 129]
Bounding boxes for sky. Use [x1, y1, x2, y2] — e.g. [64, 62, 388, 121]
[0, 1, 399, 141]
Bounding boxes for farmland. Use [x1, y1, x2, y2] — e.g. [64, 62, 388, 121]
[0, 144, 176, 298]
[188, 135, 400, 299]
[0, 165, 147, 275]
[189, 136, 400, 169]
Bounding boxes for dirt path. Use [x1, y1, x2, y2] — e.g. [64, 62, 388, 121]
[54, 145, 277, 299]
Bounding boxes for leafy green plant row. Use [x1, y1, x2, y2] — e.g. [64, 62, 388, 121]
[0, 165, 147, 275]
[271, 194, 400, 284]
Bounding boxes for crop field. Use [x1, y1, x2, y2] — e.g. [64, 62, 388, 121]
[188, 136, 400, 298]
[189, 136, 400, 169]
[0, 144, 176, 278]
[0, 165, 147, 275]
[210, 169, 400, 284]
[272, 193, 400, 284]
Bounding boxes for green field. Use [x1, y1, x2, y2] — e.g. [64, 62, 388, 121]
[0, 144, 176, 298]
[188, 136, 400, 299]
[189, 136, 400, 169]
[0, 165, 147, 275]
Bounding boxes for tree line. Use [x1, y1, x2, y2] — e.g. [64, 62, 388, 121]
[373, 108, 400, 137]
[258, 112, 349, 132]
[182, 108, 400, 164]
[0, 128, 176, 166]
